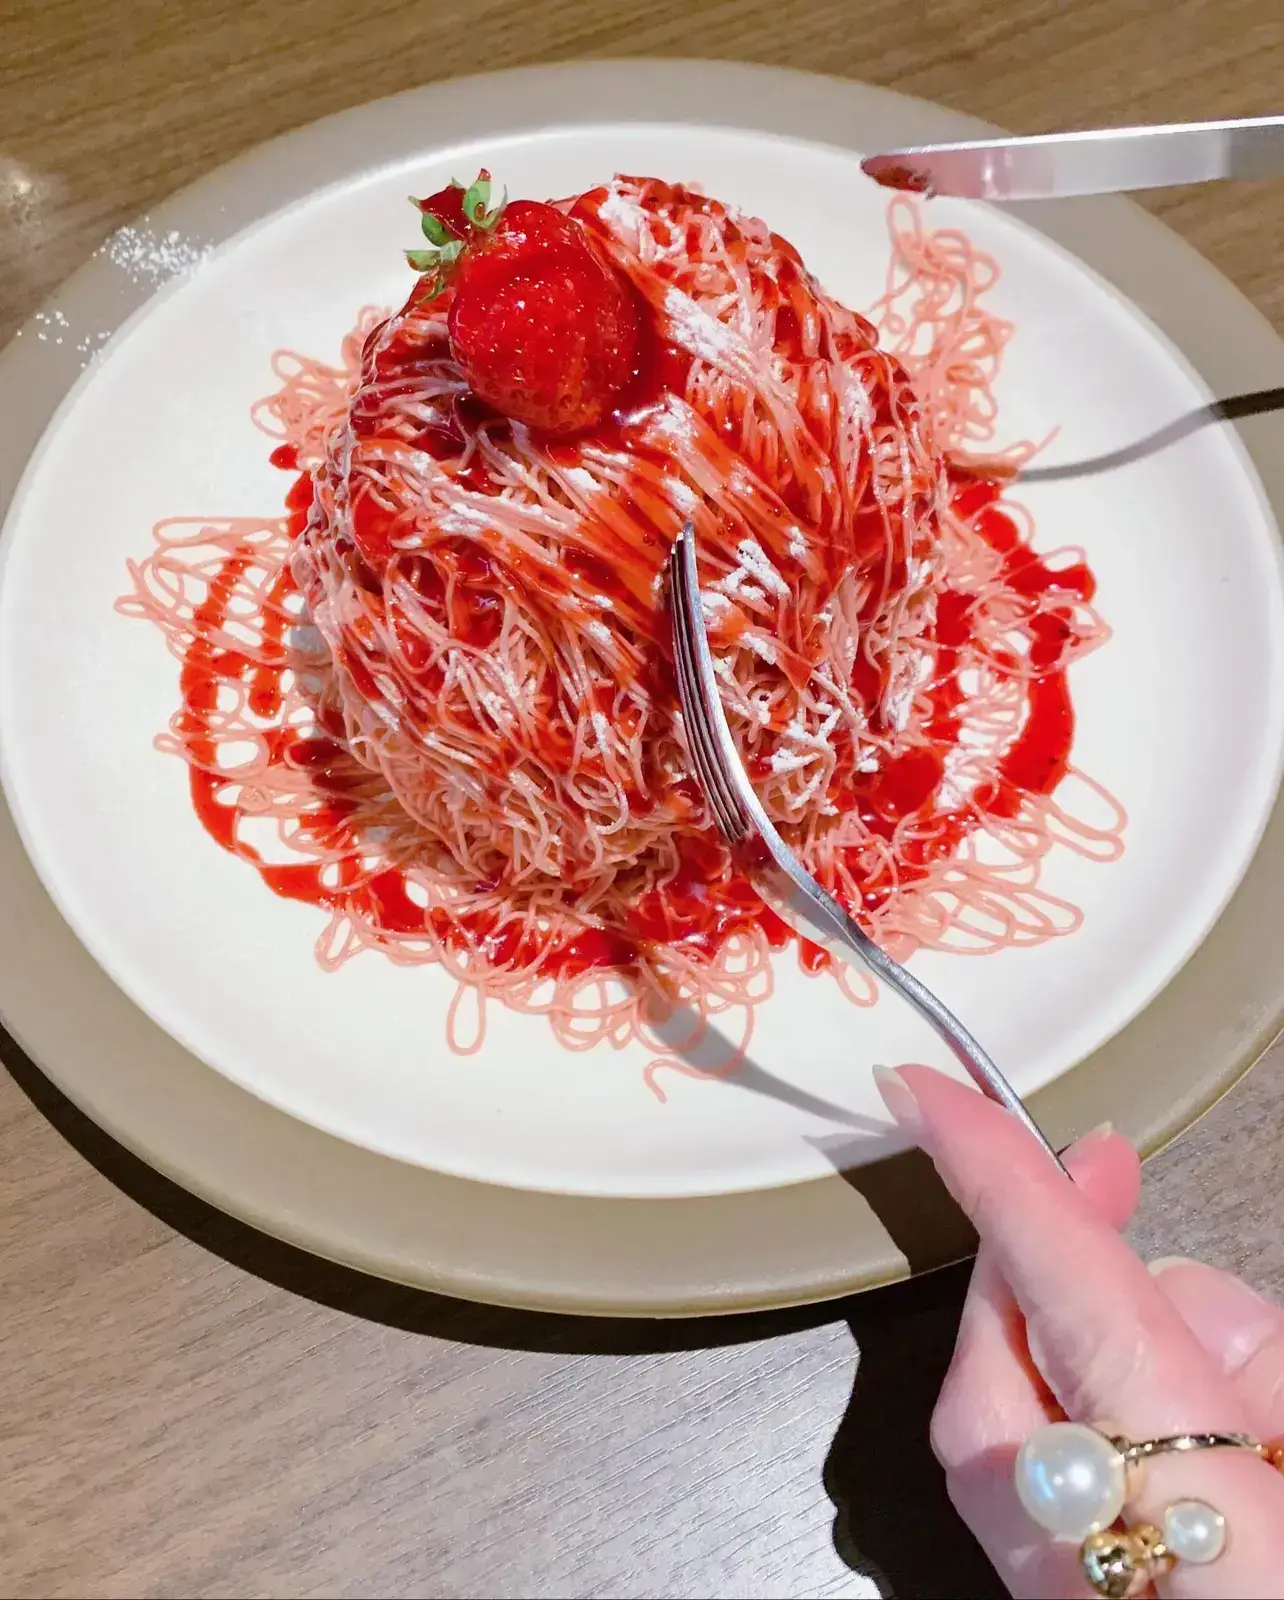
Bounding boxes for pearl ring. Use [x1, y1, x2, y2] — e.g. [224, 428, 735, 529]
[1014, 1420, 1283, 1597]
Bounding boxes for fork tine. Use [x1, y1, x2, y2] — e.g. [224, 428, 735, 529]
[672, 531, 752, 825]
[669, 527, 755, 834]
[667, 531, 751, 841]
[669, 581, 745, 843]
[672, 668, 742, 842]
[670, 574, 737, 806]
[680, 635, 754, 842]
[684, 690, 746, 841]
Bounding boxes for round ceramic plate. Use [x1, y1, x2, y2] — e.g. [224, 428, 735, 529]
[3, 62, 1284, 1311]
[5, 93, 1284, 1202]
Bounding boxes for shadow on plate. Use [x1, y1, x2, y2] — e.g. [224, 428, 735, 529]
[1018, 385, 1284, 483]
[649, 1000, 888, 1137]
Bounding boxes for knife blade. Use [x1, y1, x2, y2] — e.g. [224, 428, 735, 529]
[861, 115, 1284, 202]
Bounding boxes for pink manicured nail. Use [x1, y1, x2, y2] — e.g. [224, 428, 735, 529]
[1148, 1255, 1200, 1277]
[1147, 1255, 1281, 1373]
[873, 1064, 923, 1135]
[1148, 1256, 1269, 1302]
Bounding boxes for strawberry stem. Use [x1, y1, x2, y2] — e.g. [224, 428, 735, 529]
[461, 171, 506, 232]
[404, 170, 504, 294]
[420, 212, 460, 246]
[405, 239, 463, 272]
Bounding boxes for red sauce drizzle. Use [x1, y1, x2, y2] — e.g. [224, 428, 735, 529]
[177, 453, 1091, 978]
[863, 160, 934, 196]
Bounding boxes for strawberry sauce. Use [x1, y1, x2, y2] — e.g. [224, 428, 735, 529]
[172, 445, 1091, 982]
[126, 174, 1121, 1028]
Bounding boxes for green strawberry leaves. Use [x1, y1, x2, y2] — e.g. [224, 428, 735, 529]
[460, 172, 506, 231]
[403, 171, 506, 291]
[405, 239, 464, 270]
[419, 212, 461, 248]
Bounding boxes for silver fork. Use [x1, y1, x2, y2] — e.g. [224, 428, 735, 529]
[666, 523, 1067, 1173]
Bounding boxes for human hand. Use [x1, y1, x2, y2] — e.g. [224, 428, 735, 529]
[874, 1063, 1284, 1598]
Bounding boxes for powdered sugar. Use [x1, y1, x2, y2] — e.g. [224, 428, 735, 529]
[597, 183, 646, 242]
[714, 539, 789, 606]
[98, 220, 212, 286]
[29, 308, 70, 344]
[662, 285, 744, 367]
[16, 307, 115, 371]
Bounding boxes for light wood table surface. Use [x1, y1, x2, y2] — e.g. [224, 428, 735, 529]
[3, 3, 1284, 1595]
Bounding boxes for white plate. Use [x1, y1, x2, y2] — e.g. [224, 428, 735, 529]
[4, 61, 1284, 1313]
[3, 96, 1283, 1201]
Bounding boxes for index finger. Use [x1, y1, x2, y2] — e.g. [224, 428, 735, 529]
[881, 1064, 1284, 1595]
[876, 1063, 1248, 1437]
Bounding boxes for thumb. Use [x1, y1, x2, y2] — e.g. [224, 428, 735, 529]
[1151, 1256, 1284, 1434]
[1150, 1258, 1284, 1376]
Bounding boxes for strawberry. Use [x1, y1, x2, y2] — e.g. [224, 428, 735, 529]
[406, 172, 642, 436]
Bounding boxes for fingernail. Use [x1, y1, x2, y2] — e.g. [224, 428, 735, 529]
[1147, 1256, 1280, 1373]
[1061, 1122, 1120, 1165]
[873, 1064, 922, 1135]
[1148, 1255, 1198, 1277]
[1148, 1255, 1270, 1296]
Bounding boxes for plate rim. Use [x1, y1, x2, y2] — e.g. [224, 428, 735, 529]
[8, 124, 1284, 1202]
[3, 57, 1284, 1314]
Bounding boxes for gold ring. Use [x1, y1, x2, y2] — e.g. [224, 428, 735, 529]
[1081, 1499, 1234, 1596]
[1080, 1521, 1171, 1598]
[1015, 1423, 1284, 1596]
[1108, 1429, 1267, 1467]
[1015, 1421, 1264, 1544]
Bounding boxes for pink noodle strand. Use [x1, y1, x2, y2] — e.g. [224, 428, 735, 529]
[119, 186, 1124, 1086]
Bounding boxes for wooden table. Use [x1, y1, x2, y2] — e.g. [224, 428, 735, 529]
[3, 3, 1283, 1595]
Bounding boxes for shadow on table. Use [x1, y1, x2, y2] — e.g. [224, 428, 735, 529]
[808, 1145, 1005, 1598]
[4, 1029, 1003, 1595]
[825, 1268, 1007, 1599]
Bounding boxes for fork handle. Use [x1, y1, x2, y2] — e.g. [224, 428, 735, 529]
[755, 868, 1069, 1173]
[845, 920, 1068, 1173]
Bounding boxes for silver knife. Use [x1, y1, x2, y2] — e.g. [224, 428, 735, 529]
[861, 115, 1284, 202]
